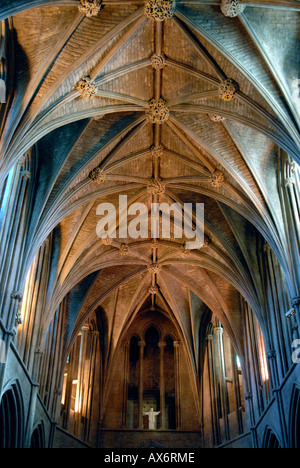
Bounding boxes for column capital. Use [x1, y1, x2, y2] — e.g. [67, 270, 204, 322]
[245, 392, 253, 401]
[173, 341, 181, 349]
[291, 297, 300, 308]
[15, 310, 22, 326]
[21, 170, 31, 181]
[11, 291, 23, 303]
[207, 334, 214, 342]
[158, 341, 166, 349]
[263, 242, 271, 254]
[267, 350, 276, 360]
[214, 326, 223, 335]
[285, 176, 296, 188]
[138, 340, 146, 348]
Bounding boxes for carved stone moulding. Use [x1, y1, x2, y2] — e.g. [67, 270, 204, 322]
[148, 263, 162, 274]
[78, 0, 103, 17]
[101, 237, 112, 246]
[201, 235, 211, 249]
[289, 161, 296, 174]
[145, 0, 176, 21]
[285, 176, 296, 188]
[151, 145, 164, 158]
[219, 78, 239, 102]
[11, 291, 23, 303]
[220, 0, 245, 18]
[119, 243, 130, 256]
[267, 350, 276, 360]
[15, 311, 23, 326]
[149, 285, 159, 295]
[146, 98, 169, 124]
[89, 167, 106, 184]
[151, 239, 159, 249]
[210, 170, 225, 188]
[291, 297, 300, 308]
[180, 244, 191, 256]
[21, 170, 31, 180]
[148, 178, 166, 195]
[75, 76, 97, 99]
[151, 53, 167, 70]
[208, 114, 225, 123]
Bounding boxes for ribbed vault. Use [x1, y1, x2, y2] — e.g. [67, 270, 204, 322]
[0, 0, 299, 393]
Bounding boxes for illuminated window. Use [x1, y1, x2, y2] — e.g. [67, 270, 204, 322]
[0, 167, 14, 226]
[61, 373, 68, 406]
[257, 327, 269, 383]
[71, 379, 81, 413]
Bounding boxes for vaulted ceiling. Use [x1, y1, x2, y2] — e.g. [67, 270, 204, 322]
[0, 0, 299, 378]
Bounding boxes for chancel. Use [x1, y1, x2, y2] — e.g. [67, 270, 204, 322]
[0, 0, 299, 450]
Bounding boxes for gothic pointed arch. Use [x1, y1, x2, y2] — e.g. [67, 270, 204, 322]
[0, 381, 25, 448]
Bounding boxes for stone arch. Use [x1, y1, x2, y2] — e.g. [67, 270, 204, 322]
[142, 322, 162, 342]
[0, 381, 25, 448]
[289, 386, 300, 448]
[30, 422, 46, 448]
[262, 426, 282, 448]
[163, 332, 178, 343]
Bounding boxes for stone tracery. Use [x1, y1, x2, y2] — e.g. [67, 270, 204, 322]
[219, 78, 239, 102]
[210, 170, 225, 188]
[146, 98, 170, 124]
[220, 0, 245, 18]
[78, 0, 102, 18]
[75, 76, 97, 99]
[151, 54, 167, 70]
[89, 167, 107, 184]
[145, 0, 176, 21]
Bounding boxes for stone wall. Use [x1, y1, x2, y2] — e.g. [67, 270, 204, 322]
[98, 429, 202, 449]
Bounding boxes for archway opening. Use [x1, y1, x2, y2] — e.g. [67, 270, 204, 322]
[0, 385, 23, 448]
[263, 428, 281, 448]
[143, 326, 160, 429]
[30, 424, 45, 449]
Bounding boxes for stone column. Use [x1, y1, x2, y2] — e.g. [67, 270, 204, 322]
[174, 341, 182, 430]
[207, 333, 220, 445]
[158, 341, 166, 429]
[138, 340, 145, 429]
[266, 350, 279, 390]
[83, 330, 99, 441]
[24, 382, 39, 448]
[291, 297, 300, 338]
[78, 325, 90, 437]
[122, 341, 130, 428]
[245, 392, 258, 448]
[214, 326, 230, 441]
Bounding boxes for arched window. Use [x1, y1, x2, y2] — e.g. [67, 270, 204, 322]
[127, 336, 140, 429]
[289, 387, 300, 448]
[0, 384, 24, 448]
[0, 166, 14, 227]
[263, 427, 281, 448]
[125, 325, 180, 431]
[164, 336, 176, 430]
[30, 423, 45, 448]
